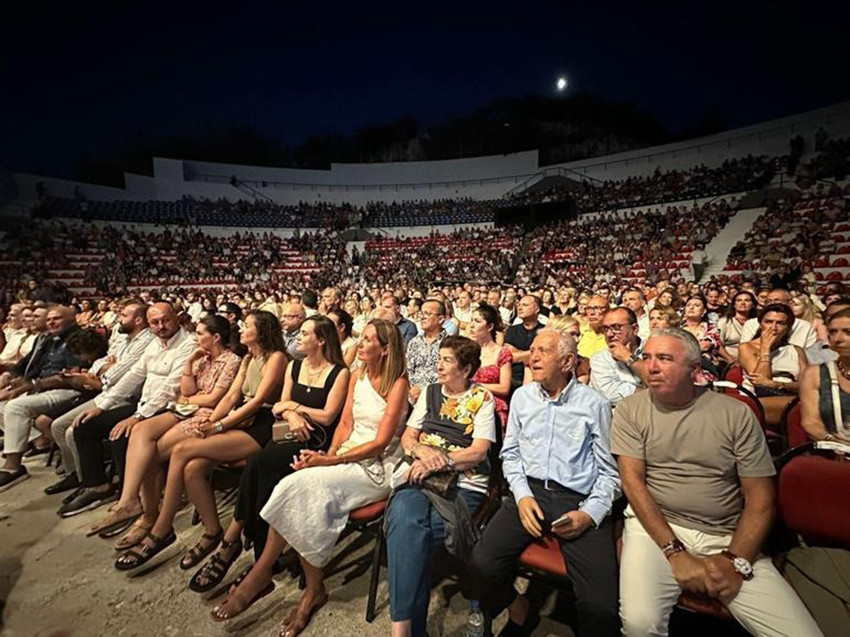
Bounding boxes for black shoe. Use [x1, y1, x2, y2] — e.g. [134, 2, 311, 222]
[57, 486, 117, 518]
[0, 467, 30, 493]
[62, 486, 84, 506]
[23, 443, 52, 459]
[45, 472, 81, 495]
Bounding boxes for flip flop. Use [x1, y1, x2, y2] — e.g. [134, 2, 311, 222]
[87, 504, 142, 537]
[278, 594, 328, 637]
[210, 580, 275, 622]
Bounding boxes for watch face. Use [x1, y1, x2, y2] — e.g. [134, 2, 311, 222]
[733, 557, 753, 576]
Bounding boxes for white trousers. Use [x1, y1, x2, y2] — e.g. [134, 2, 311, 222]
[0, 389, 80, 455]
[620, 508, 823, 637]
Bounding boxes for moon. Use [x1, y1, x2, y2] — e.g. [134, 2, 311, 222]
[556, 76, 568, 91]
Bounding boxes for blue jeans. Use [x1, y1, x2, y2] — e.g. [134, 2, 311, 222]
[386, 486, 484, 636]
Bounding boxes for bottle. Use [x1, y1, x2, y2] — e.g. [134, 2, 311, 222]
[466, 600, 485, 637]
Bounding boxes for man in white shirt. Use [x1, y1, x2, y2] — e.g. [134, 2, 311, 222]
[739, 289, 817, 348]
[621, 288, 650, 341]
[0, 304, 27, 368]
[45, 300, 153, 497]
[57, 302, 193, 517]
[590, 307, 645, 406]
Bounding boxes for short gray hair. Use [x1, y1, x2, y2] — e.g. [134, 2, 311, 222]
[537, 327, 577, 362]
[647, 327, 701, 365]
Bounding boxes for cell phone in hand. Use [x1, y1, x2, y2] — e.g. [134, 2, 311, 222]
[552, 513, 572, 529]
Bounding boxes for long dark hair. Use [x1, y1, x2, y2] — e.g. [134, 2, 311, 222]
[755, 303, 795, 349]
[200, 314, 239, 352]
[303, 315, 346, 367]
[474, 302, 503, 340]
[725, 290, 758, 320]
[327, 308, 353, 340]
[247, 310, 285, 357]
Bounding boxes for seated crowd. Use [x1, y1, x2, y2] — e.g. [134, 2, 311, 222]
[1, 264, 845, 637]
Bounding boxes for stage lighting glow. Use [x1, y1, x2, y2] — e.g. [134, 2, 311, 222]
[556, 76, 568, 91]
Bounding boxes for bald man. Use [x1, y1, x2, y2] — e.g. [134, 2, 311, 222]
[0, 305, 86, 492]
[578, 295, 610, 359]
[280, 302, 307, 360]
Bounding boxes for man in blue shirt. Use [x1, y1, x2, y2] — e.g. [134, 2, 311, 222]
[471, 328, 621, 637]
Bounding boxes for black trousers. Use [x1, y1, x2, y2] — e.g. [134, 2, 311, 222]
[233, 439, 305, 562]
[470, 479, 620, 637]
[74, 404, 137, 488]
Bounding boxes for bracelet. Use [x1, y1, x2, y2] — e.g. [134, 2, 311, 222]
[661, 538, 686, 559]
[824, 433, 836, 442]
[182, 372, 194, 377]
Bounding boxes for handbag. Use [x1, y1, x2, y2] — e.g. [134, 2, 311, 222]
[391, 454, 459, 498]
[166, 400, 200, 419]
[272, 412, 328, 450]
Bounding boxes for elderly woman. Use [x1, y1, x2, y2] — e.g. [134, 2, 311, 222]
[386, 335, 496, 637]
[799, 308, 850, 443]
[211, 319, 408, 637]
[739, 303, 808, 426]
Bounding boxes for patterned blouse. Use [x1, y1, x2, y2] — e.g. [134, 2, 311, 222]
[178, 350, 242, 437]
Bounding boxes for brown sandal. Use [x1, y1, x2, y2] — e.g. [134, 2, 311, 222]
[88, 503, 142, 536]
[210, 579, 275, 622]
[114, 519, 153, 551]
[278, 594, 328, 637]
[180, 528, 223, 570]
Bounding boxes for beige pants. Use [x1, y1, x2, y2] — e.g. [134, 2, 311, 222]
[620, 507, 823, 637]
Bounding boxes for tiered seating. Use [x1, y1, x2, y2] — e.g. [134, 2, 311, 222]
[516, 200, 736, 289]
[722, 191, 850, 293]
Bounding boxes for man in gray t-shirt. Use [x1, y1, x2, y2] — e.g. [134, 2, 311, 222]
[611, 328, 820, 637]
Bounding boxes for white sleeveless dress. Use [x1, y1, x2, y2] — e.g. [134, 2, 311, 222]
[260, 373, 404, 567]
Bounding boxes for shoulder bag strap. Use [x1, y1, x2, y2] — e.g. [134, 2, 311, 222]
[826, 361, 845, 435]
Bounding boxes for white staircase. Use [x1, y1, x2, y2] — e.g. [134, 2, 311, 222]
[700, 207, 765, 281]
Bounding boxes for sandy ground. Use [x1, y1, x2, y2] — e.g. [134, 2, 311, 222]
[0, 458, 577, 637]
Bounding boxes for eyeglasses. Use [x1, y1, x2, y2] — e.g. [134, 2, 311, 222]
[602, 323, 634, 334]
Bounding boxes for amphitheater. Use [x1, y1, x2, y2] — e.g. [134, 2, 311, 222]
[1, 101, 849, 637]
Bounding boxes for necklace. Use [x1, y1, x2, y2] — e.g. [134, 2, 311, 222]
[303, 361, 328, 392]
[837, 360, 850, 381]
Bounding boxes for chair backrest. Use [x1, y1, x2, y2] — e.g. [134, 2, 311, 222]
[710, 380, 766, 428]
[778, 453, 850, 549]
[723, 364, 745, 385]
[781, 399, 808, 449]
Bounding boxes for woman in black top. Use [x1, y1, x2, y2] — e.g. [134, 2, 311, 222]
[189, 316, 350, 592]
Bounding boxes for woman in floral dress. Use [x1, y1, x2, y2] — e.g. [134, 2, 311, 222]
[469, 303, 512, 430]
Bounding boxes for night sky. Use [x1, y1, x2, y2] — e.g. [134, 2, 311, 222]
[2, 0, 848, 180]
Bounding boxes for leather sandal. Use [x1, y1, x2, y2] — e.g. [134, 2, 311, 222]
[188, 538, 243, 592]
[114, 519, 153, 551]
[180, 528, 224, 570]
[278, 594, 328, 637]
[114, 529, 176, 571]
[210, 579, 275, 622]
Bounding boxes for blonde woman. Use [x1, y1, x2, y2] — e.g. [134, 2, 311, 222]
[791, 294, 826, 343]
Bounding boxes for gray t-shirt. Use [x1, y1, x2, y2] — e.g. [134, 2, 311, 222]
[611, 388, 775, 534]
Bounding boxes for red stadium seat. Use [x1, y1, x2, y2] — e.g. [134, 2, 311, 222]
[834, 258, 849, 267]
[781, 399, 807, 449]
[827, 271, 844, 281]
[778, 453, 850, 549]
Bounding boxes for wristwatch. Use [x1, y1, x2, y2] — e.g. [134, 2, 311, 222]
[628, 351, 641, 365]
[721, 550, 754, 580]
[446, 455, 457, 471]
[661, 538, 686, 559]
[212, 421, 224, 434]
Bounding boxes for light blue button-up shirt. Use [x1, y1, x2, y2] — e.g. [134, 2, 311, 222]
[501, 376, 621, 526]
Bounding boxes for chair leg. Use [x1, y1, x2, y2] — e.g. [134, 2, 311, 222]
[365, 523, 384, 623]
[46, 442, 58, 468]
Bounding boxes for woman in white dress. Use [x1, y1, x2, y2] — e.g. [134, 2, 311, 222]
[211, 319, 409, 636]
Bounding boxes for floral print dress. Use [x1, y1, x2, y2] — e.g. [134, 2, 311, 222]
[471, 346, 512, 430]
[177, 350, 242, 437]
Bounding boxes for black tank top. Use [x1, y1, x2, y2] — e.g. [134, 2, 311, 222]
[290, 360, 345, 434]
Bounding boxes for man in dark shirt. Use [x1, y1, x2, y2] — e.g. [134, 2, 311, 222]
[0, 305, 85, 491]
[504, 295, 544, 390]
